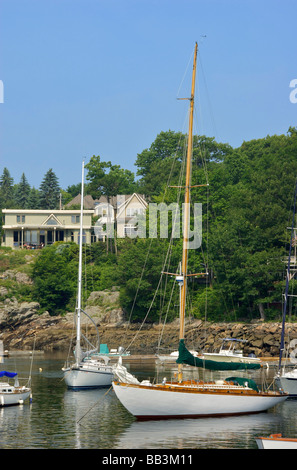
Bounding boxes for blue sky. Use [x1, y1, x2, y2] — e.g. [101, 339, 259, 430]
[0, 0, 296, 190]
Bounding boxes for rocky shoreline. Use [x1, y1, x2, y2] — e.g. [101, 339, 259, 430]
[0, 296, 296, 358]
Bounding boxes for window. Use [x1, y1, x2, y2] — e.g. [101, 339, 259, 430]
[126, 207, 144, 217]
[31, 231, 38, 243]
[78, 230, 86, 244]
[13, 231, 20, 247]
[124, 224, 137, 236]
[71, 215, 80, 224]
[46, 217, 58, 225]
[24, 230, 37, 243]
[17, 215, 25, 223]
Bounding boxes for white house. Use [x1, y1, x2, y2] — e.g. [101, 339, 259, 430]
[1, 208, 94, 249]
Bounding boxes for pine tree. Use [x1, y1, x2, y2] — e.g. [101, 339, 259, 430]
[0, 167, 14, 208]
[27, 187, 41, 209]
[15, 173, 31, 208]
[39, 169, 60, 209]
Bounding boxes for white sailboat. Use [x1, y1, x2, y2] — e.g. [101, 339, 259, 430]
[0, 371, 31, 406]
[0, 341, 32, 406]
[62, 162, 114, 389]
[112, 42, 287, 419]
[275, 180, 297, 396]
[199, 337, 261, 364]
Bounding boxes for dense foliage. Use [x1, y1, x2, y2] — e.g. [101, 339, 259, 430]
[1, 127, 297, 322]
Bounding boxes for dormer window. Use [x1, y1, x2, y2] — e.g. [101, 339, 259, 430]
[46, 217, 58, 225]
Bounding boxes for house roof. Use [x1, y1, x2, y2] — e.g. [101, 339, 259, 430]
[116, 193, 148, 219]
[66, 193, 147, 210]
[65, 194, 96, 209]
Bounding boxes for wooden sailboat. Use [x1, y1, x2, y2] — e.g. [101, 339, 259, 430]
[274, 180, 297, 396]
[112, 42, 287, 419]
[256, 434, 297, 449]
[62, 162, 114, 389]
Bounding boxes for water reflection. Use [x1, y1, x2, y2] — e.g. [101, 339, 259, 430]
[0, 354, 296, 448]
[116, 412, 281, 449]
[63, 388, 134, 448]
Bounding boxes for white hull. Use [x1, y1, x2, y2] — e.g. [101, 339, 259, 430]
[275, 372, 297, 396]
[199, 352, 261, 364]
[63, 360, 113, 389]
[0, 386, 31, 406]
[112, 381, 287, 420]
[256, 434, 297, 449]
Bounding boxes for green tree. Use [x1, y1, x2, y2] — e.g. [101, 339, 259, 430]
[65, 183, 81, 198]
[27, 187, 41, 209]
[15, 173, 31, 208]
[86, 155, 137, 198]
[135, 130, 231, 197]
[206, 128, 297, 320]
[39, 169, 60, 209]
[32, 243, 78, 315]
[0, 168, 14, 208]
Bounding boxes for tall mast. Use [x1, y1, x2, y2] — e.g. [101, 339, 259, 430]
[178, 42, 198, 381]
[278, 180, 297, 372]
[75, 160, 85, 364]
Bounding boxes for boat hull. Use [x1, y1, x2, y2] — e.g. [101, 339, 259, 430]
[0, 388, 31, 406]
[112, 382, 287, 420]
[256, 435, 297, 449]
[63, 366, 113, 389]
[199, 353, 261, 364]
[275, 374, 297, 397]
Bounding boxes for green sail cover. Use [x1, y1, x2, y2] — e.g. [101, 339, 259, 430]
[176, 339, 261, 371]
[225, 376, 259, 392]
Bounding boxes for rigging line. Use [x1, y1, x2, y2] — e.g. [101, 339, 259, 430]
[160, 120, 188, 203]
[189, 145, 208, 271]
[127, 238, 154, 325]
[158, 175, 184, 326]
[125, 183, 186, 351]
[176, 48, 194, 99]
[156, 134, 189, 345]
[127, 186, 185, 350]
[198, 51, 219, 141]
[124, 78, 195, 347]
[160, 130, 187, 287]
[76, 385, 113, 426]
[125, 267, 170, 351]
[27, 334, 36, 387]
[204, 182, 210, 323]
[192, 105, 233, 319]
[125, 128, 186, 337]
[157, 269, 179, 351]
[127, 128, 186, 324]
[203, 179, 237, 316]
[195, 67, 205, 138]
[65, 311, 76, 366]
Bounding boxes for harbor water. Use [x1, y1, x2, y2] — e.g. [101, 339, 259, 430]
[0, 352, 296, 449]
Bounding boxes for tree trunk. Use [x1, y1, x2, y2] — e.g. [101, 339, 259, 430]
[258, 303, 265, 321]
